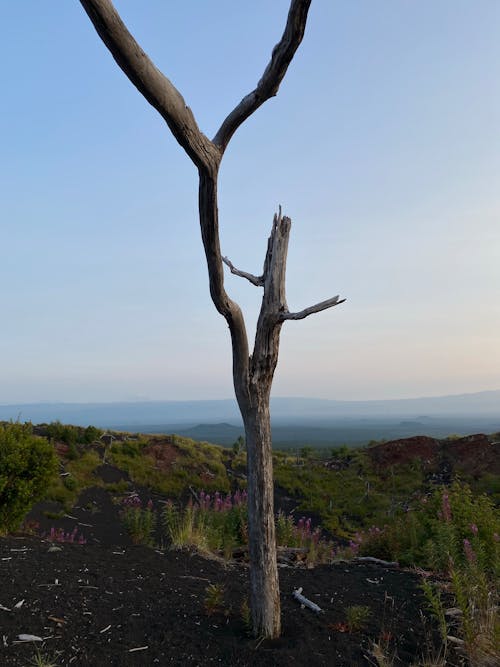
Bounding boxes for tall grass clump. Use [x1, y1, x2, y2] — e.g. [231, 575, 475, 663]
[163, 491, 333, 563]
[163, 490, 248, 558]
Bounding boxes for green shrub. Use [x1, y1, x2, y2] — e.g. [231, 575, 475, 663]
[0, 422, 58, 534]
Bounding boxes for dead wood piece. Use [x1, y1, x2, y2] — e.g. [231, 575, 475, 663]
[16, 634, 43, 642]
[292, 587, 322, 613]
[355, 556, 399, 567]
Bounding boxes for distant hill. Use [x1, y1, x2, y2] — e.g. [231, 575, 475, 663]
[1, 390, 498, 447]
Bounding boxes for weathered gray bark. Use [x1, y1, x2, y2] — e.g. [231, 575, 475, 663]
[78, 0, 344, 639]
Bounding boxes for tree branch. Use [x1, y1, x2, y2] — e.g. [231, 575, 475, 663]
[213, 0, 312, 152]
[281, 296, 346, 321]
[222, 257, 263, 287]
[79, 0, 218, 171]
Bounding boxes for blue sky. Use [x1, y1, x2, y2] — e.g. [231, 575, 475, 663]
[1, 1, 499, 403]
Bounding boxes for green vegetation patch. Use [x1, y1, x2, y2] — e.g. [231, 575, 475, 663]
[109, 434, 230, 497]
[273, 449, 424, 536]
[0, 422, 58, 534]
[45, 450, 102, 507]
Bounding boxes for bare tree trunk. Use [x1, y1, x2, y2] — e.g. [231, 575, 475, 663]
[243, 396, 280, 637]
[199, 169, 281, 637]
[78, 0, 346, 641]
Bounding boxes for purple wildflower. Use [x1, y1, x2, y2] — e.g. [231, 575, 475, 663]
[441, 492, 452, 523]
[470, 523, 478, 536]
[349, 540, 360, 554]
[463, 539, 477, 564]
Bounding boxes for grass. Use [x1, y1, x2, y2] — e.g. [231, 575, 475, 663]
[345, 605, 372, 632]
[273, 449, 424, 536]
[108, 434, 231, 497]
[29, 648, 59, 667]
[45, 450, 102, 508]
[204, 583, 225, 616]
[162, 490, 335, 564]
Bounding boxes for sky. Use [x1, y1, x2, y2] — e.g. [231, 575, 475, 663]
[1, 1, 499, 404]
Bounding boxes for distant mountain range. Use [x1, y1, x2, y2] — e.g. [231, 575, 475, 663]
[1, 391, 498, 447]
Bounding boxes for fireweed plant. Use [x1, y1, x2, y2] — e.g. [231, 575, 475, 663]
[163, 490, 333, 563]
[120, 494, 156, 546]
[44, 526, 87, 545]
[353, 482, 499, 665]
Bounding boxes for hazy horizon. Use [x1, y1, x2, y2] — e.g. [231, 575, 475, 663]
[1, 2, 499, 404]
[1, 388, 500, 408]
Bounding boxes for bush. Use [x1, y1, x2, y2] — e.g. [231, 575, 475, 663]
[0, 423, 58, 534]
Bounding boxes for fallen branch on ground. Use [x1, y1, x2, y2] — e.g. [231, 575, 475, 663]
[292, 587, 322, 613]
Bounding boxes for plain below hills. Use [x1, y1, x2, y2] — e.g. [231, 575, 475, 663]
[1, 390, 499, 447]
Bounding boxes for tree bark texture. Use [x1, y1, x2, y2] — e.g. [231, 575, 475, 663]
[77, 0, 348, 641]
[244, 401, 280, 637]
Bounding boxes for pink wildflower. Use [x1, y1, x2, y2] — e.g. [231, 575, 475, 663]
[349, 540, 360, 554]
[470, 523, 478, 536]
[441, 492, 452, 522]
[463, 539, 477, 564]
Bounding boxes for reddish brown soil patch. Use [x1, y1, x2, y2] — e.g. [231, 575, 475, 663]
[143, 439, 179, 473]
[443, 434, 500, 477]
[54, 442, 70, 458]
[367, 436, 439, 468]
[367, 433, 499, 481]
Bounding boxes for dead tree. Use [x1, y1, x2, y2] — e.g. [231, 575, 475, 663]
[79, 0, 344, 638]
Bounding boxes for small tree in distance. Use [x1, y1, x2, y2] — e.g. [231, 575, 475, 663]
[78, 0, 345, 638]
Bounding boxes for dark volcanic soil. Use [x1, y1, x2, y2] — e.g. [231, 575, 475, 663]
[1, 487, 435, 667]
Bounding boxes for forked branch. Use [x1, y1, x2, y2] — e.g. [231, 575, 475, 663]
[213, 0, 312, 152]
[222, 257, 263, 287]
[281, 295, 346, 321]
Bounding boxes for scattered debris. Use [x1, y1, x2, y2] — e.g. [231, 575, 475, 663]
[128, 646, 148, 652]
[17, 634, 43, 642]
